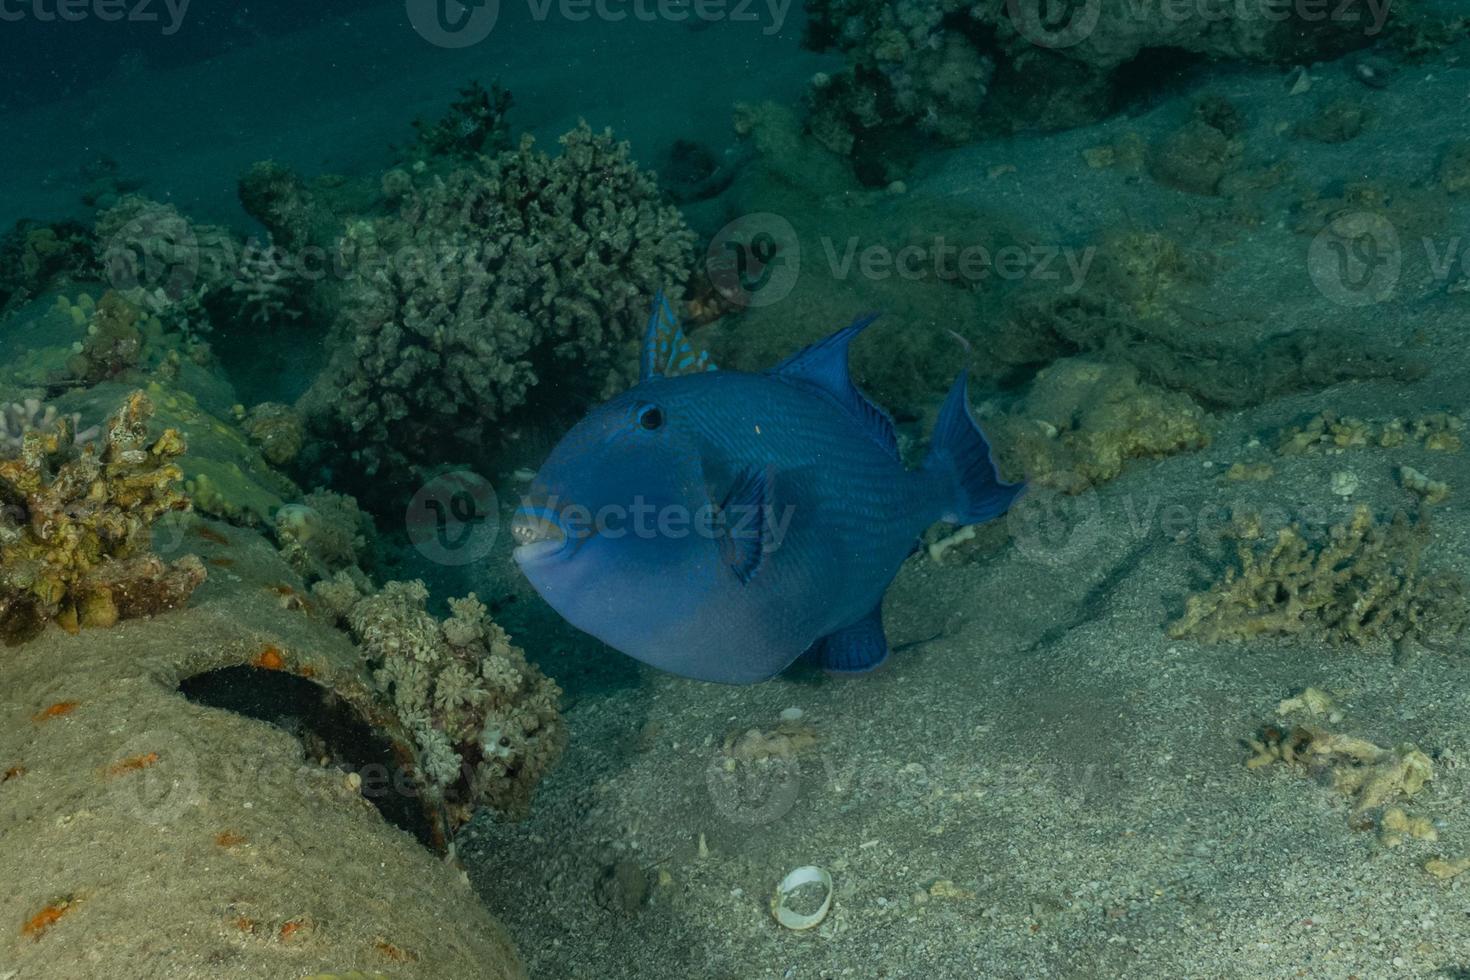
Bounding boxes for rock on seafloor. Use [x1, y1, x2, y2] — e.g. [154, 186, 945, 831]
[0, 516, 525, 980]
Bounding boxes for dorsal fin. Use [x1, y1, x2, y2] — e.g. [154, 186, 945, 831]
[640, 291, 717, 382]
[770, 314, 899, 461]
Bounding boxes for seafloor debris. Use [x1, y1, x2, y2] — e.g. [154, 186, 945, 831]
[1277, 410, 1465, 455]
[313, 575, 564, 826]
[1246, 723, 1432, 816]
[0, 390, 204, 642]
[1171, 506, 1468, 647]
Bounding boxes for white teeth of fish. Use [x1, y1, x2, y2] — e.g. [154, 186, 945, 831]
[512, 514, 564, 545]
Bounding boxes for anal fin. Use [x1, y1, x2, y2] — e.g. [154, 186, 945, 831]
[816, 603, 889, 674]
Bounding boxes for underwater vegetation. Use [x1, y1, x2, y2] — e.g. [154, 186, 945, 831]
[0, 390, 203, 642]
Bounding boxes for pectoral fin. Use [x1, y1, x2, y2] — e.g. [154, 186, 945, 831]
[714, 463, 772, 584]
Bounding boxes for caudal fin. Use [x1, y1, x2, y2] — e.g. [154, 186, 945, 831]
[923, 371, 1024, 525]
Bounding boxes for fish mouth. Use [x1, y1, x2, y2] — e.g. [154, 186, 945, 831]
[511, 504, 570, 565]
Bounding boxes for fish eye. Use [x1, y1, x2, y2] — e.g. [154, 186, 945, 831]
[637, 404, 664, 431]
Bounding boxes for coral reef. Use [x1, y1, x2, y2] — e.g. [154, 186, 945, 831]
[1171, 506, 1468, 647]
[316, 576, 565, 827]
[274, 490, 375, 583]
[800, 0, 1385, 180]
[301, 123, 693, 474]
[93, 195, 238, 339]
[0, 390, 204, 641]
[996, 358, 1209, 492]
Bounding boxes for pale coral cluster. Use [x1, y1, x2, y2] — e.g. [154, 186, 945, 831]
[315, 576, 565, 826]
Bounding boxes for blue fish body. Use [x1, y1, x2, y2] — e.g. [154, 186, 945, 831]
[512, 296, 1023, 684]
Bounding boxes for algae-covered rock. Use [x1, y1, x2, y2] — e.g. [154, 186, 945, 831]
[0, 518, 526, 979]
[318, 576, 565, 829]
[141, 381, 300, 526]
[0, 390, 204, 642]
[240, 399, 305, 466]
[997, 358, 1209, 493]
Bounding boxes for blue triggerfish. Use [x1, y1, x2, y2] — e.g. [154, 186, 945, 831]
[512, 295, 1023, 684]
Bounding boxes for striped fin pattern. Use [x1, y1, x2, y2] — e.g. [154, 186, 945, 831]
[640, 291, 718, 382]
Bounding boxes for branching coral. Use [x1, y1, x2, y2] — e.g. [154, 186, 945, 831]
[1171, 506, 1468, 647]
[302, 122, 693, 474]
[0, 398, 97, 457]
[315, 576, 564, 826]
[0, 390, 204, 641]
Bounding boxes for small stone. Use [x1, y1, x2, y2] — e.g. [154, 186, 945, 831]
[778, 707, 804, 724]
[1330, 470, 1360, 498]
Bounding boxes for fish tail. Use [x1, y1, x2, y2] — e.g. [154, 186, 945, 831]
[923, 370, 1024, 525]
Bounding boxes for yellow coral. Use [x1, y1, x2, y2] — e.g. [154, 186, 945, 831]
[0, 391, 205, 641]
